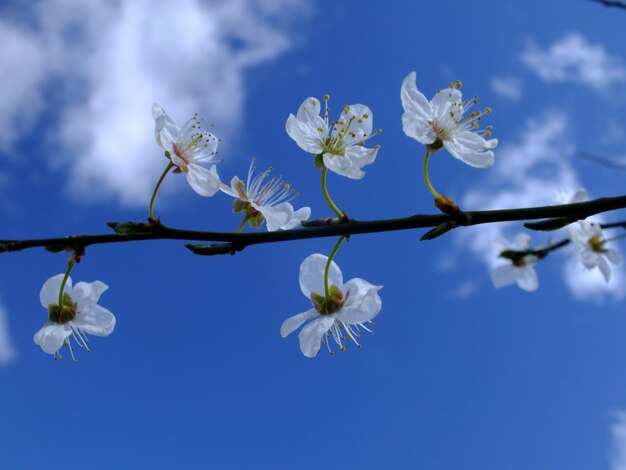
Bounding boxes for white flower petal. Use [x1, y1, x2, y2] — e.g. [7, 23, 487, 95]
[606, 248, 622, 264]
[339, 279, 382, 324]
[258, 202, 292, 232]
[341, 104, 374, 146]
[185, 164, 221, 197]
[219, 178, 239, 198]
[40, 274, 70, 309]
[323, 153, 365, 179]
[298, 316, 335, 358]
[516, 266, 539, 292]
[299, 254, 343, 298]
[72, 305, 116, 337]
[34, 322, 71, 354]
[285, 98, 327, 154]
[444, 131, 495, 168]
[491, 264, 519, 288]
[597, 256, 611, 282]
[280, 309, 318, 338]
[400, 71, 433, 121]
[430, 87, 462, 122]
[280, 206, 311, 230]
[402, 111, 437, 145]
[152, 104, 180, 150]
[512, 232, 531, 250]
[73, 280, 108, 308]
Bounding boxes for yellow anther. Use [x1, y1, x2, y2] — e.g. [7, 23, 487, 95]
[323, 94, 330, 101]
[485, 107, 492, 114]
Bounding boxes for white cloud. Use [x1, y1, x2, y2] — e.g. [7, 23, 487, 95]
[456, 111, 626, 301]
[521, 33, 626, 92]
[610, 411, 626, 470]
[0, 0, 310, 205]
[0, 305, 16, 365]
[490, 76, 523, 101]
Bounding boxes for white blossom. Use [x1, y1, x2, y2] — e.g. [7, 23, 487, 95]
[34, 274, 116, 360]
[153, 103, 221, 197]
[568, 221, 621, 282]
[401, 71, 498, 168]
[220, 160, 311, 231]
[281, 254, 382, 358]
[286, 96, 380, 179]
[491, 233, 539, 292]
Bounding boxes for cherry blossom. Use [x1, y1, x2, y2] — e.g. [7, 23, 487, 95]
[568, 221, 621, 282]
[281, 254, 382, 357]
[491, 233, 539, 292]
[153, 104, 221, 196]
[401, 71, 497, 167]
[34, 274, 115, 360]
[286, 96, 380, 179]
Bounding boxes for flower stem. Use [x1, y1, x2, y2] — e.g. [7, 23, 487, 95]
[58, 259, 75, 309]
[321, 167, 344, 219]
[324, 236, 345, 298]
[149, 162, 175, 220]
[423, 151, 442, 199]
[236, 216, 249, 234]
[605, 232, 626, 243]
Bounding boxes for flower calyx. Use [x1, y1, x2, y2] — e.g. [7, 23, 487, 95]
[48, 293, 77, 324]
[310, 285, 349, 315]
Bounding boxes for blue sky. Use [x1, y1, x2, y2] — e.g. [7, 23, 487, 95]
[2, 0, 626, 468]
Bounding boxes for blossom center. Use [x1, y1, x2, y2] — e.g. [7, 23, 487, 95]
[588, 234, 606, 253]
[310, 285, 350, 315]
[48, 293, 77, 324]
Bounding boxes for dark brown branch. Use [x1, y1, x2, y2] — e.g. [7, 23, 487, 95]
[1, 194, 626, 255]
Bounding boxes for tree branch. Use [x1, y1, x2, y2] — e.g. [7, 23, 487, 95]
[1, 194, 626, 255]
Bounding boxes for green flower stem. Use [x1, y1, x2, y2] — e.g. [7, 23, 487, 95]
[423, 151, 442, 200]
[321, 167, 344, 219]
[324, 236, 345, 298]
[236, 216, 249, 234]
[58, 259, 75, 309]
[149, 162, 175, 220]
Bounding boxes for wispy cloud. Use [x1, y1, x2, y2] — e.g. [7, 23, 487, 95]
[457, 111, 626, 301]
[0, 0, 310, 205]
[0, 305, 16, 365]
[521, 33, 626, 92]
[610, 411, 626, 470]
[490, 76, 523, 101]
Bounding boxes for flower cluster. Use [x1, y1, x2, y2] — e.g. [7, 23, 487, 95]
[32, 70, 625, 364]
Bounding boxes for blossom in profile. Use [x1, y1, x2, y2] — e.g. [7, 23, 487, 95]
[491, 233, 539, 292]
[34, 274, 116, 360]
[281, 254, 382, 358]
[286, 96, 380, 179]
[568, 221, 621, 282]
[220, 160, 311, 231]
[153, 103, 221, 196]
[401, 71, 497, 168]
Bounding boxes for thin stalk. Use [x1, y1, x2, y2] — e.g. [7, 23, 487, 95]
[149, 162, 175, 220]
[321, 167, 344, 218]
[324, 236, 345, 298]
[423, 151, 442, 199]
[58, 261, 75, 309]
